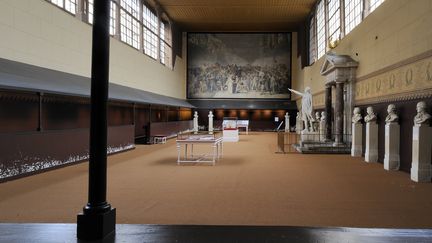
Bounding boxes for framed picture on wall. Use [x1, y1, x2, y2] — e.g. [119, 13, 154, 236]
[187, 32, 292, 99]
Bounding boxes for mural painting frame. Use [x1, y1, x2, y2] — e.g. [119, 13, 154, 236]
[186, 32, 292, 100]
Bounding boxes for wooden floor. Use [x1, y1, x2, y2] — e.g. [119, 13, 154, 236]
[1, 223, 432, 243]
[1, 132, 432, 228]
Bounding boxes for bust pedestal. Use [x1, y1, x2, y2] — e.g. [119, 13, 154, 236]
[410, 125, 432, 182]
[384, 123, 400, 170]
[351, 123, 363, 157]
[365, 122, 378, 162]
[319, 120, 326, 141]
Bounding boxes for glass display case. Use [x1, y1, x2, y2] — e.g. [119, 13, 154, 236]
[222, 117, 238, 130]
[177, 131, 222, 141]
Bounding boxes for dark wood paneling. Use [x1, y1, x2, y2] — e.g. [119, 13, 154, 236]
[43, 98, 90, 130]
[150, 120, 193, 137]
[108, 103, 134, 126]
[179, 108, 192, 121]
[135, 106, 150, 138]
[358, 99, 432, 173]
[0, 95, 39, 133]
[151, 106, 168, 123]
[0, 125, 134, 182]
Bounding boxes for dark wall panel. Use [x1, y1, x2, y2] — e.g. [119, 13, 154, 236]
[0, 125, 135, 182]
[43, 99, 90, 130]
[0, 94, 38, 133]
[108, 103, 134, 126]
[150, 120, 193, 137]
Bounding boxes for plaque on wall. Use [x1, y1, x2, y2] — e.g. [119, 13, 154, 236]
[187, 33, 292, 99]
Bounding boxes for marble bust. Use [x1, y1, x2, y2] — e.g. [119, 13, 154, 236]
[414, 101, 431, 125]
[320, 111, 326, 122]
[364, 106, 377, 123]
[385, 104, 399, 124]
[315, 112, 321, 121]
[352, 107, 362, 124]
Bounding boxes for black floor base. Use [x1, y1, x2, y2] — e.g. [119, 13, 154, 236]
[1, 223, 431, 243]
[77, 208, 116, 240]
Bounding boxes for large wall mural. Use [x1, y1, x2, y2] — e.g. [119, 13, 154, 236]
[187, 33, 292, 99]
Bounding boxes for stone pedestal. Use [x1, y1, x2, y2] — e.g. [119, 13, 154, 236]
[351, 123, 363, 157]
[300, 130, 320, 143]
[365, 122, 378, 162]
[410, 125, 432, 182]
[384, 123, 400, 170]
[319, 120, 326, 141]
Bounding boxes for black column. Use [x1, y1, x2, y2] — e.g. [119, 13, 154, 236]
[325, 84, 332, 141]
[77, 0, 116, 240]
[334, 82, 344, 145]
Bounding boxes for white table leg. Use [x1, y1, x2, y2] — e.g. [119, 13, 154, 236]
[191, 144, 194, 158]
[212, 144, 216, 166]
[177, 143, 180, 165]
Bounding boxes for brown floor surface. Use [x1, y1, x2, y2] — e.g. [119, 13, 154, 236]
[0, 132, 431, 228]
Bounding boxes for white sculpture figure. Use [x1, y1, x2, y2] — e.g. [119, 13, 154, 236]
[315, 112, 321, 121]
[295, 112, 303, 133]
[320, 111, 326, 122]
[384, 104, 400, 170]
[411, 101, 432, 182]
[364, 106, 378, 162]
[319, 111, 326, 141]
[208, 111, 214, 134]
[352, 107, 363, 124]
[414, 101, 431, 125]
[385, 104, 399, 123]
[351, 107, 363, 157]
[284, 112, 290, 132]
[364, 106, 377, 123]
[288, 87, 315, 132]
[193, 111, 199, 134]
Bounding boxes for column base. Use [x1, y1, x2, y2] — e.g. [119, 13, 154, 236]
[384, 154, 400, 170]
[77, 207, 116, 240]
[365, 150, 378, 163]
[410, 164, 432, 182]
[351, 145, 362, 157]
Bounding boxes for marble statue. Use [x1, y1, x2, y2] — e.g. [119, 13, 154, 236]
[320, 111, 326, 122]
[288, 87, 314, 132]
[193, 111, 198, 133]
[284, 112, 290, 132]
[208, 111, 214, 134]
[414, 101, 431, 125]
[295, 112, 303, 133]
[315, 112, 321, 121]
[385, 104, 399, 124]
[352, 107, 362, 124]
[364, 106, 377, 123]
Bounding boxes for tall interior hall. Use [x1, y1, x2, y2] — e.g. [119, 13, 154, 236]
[0, 0, 432, 242]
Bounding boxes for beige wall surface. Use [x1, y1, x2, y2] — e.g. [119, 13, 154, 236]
[0, 0, 186, 99]
[293, 0, 432, 108]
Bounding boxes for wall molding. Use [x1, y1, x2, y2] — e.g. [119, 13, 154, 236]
[356, 50, 432, 82]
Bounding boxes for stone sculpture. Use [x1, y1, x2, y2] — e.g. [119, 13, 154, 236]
[385, 104, 399, 123]
[284, 112, 290, 132]
[193, 111, 198, 134]
[208, 111, 214, 134]
[352, 107, 362, 124]
[411, 101, 432, 182]
[364, 106, 377, 123]
[288, 87, 314, 132]
[384, 104, 400, 170]
[414, 101, 431, 125]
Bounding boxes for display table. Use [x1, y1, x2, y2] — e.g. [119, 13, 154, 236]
[176, 132, 223, 165]
[222, 117, 239, 142]
[237, 120, 249, 135]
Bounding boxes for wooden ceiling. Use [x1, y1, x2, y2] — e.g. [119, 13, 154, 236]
[157, 0, 317, 31]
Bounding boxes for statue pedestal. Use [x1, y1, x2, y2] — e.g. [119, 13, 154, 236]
[319, 121, 326, 141]
[365, 122, 378, 162]
[384, 123, 400, 170]
[351, 123, 363, 157]
[300, 130, 320, 143]
[410, 125, 432, 182]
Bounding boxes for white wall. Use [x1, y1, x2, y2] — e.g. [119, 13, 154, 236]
[0, 0, 186, 99]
